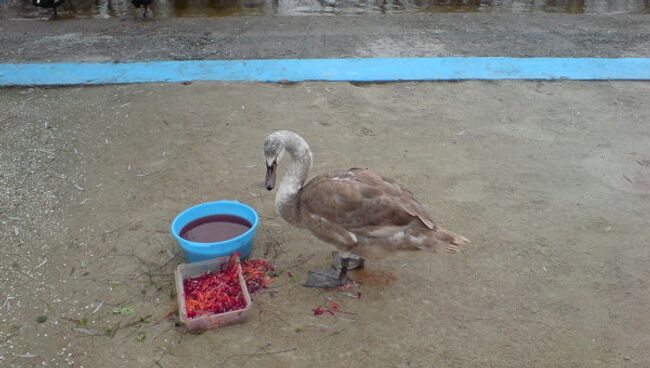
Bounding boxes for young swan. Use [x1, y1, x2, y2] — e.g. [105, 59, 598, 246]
[264, 130, 469, 287]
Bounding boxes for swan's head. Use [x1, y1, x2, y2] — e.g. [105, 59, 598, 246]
[263, 133, 286, 191]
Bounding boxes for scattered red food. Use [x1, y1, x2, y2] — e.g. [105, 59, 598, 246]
[313, 301, 341, 316]
[241, 258, 273, 293]
[312, 306, 334, 316]
[287, 271, 293, 278]
[183, 254, 274, 319]
[338, 282, 354, 290]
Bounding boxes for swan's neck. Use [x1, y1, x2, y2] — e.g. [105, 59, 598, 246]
[275, 133, 312, 226]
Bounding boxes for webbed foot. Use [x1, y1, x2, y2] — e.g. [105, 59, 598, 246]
[304, 267, 350, 288]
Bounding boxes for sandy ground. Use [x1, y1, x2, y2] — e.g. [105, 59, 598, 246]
[1, 80, 650, 367]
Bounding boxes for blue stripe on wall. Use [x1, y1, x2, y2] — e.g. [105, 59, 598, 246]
[1, 57, 649, 86]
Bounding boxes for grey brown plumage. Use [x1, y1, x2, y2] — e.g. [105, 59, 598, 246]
[298, 168, 469, 258]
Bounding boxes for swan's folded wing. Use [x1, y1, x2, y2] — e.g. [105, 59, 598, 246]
[355, 169, 436, 230]
[299, 169, 436, 234]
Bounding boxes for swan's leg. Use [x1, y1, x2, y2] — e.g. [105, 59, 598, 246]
[338, 256, 350, 284]
[333, 251, 364, 270]
[304, 252, 353, 288]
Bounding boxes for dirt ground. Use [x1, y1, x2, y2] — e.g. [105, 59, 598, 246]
[1, 80, 650, 367]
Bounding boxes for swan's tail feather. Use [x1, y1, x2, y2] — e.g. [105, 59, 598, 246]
[422, 227, 470, 254]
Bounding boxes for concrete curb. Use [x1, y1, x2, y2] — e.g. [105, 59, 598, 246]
[2, 57, 650, 86]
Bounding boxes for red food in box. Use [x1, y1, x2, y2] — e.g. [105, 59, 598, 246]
[183, 254, 273, 319]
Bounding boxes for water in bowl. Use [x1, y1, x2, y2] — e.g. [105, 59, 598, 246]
[180, 214, 252, 243]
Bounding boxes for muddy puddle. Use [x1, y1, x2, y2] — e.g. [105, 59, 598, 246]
[0, 0, 647, 18]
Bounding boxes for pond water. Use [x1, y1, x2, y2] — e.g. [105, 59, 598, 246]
[0, 0, 647, 18]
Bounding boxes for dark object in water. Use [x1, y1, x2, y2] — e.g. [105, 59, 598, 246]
[32, 0, 65, 15]
[180, 214, 252, 243]
[132, 0, 153, 17]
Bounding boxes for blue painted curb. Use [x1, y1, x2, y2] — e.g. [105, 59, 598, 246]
[1, 57, 650, 86]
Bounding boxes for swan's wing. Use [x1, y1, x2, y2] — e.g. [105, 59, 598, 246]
[298, 169, 436, 243]
[368, 171, 437, 230]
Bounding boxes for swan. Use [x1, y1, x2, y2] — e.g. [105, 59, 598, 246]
[263, 130, 469, 287]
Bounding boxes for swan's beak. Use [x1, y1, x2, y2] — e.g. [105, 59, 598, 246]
[265, 161, 277, 191]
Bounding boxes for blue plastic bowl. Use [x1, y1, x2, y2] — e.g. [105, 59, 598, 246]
[171, 200, 259, 263]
